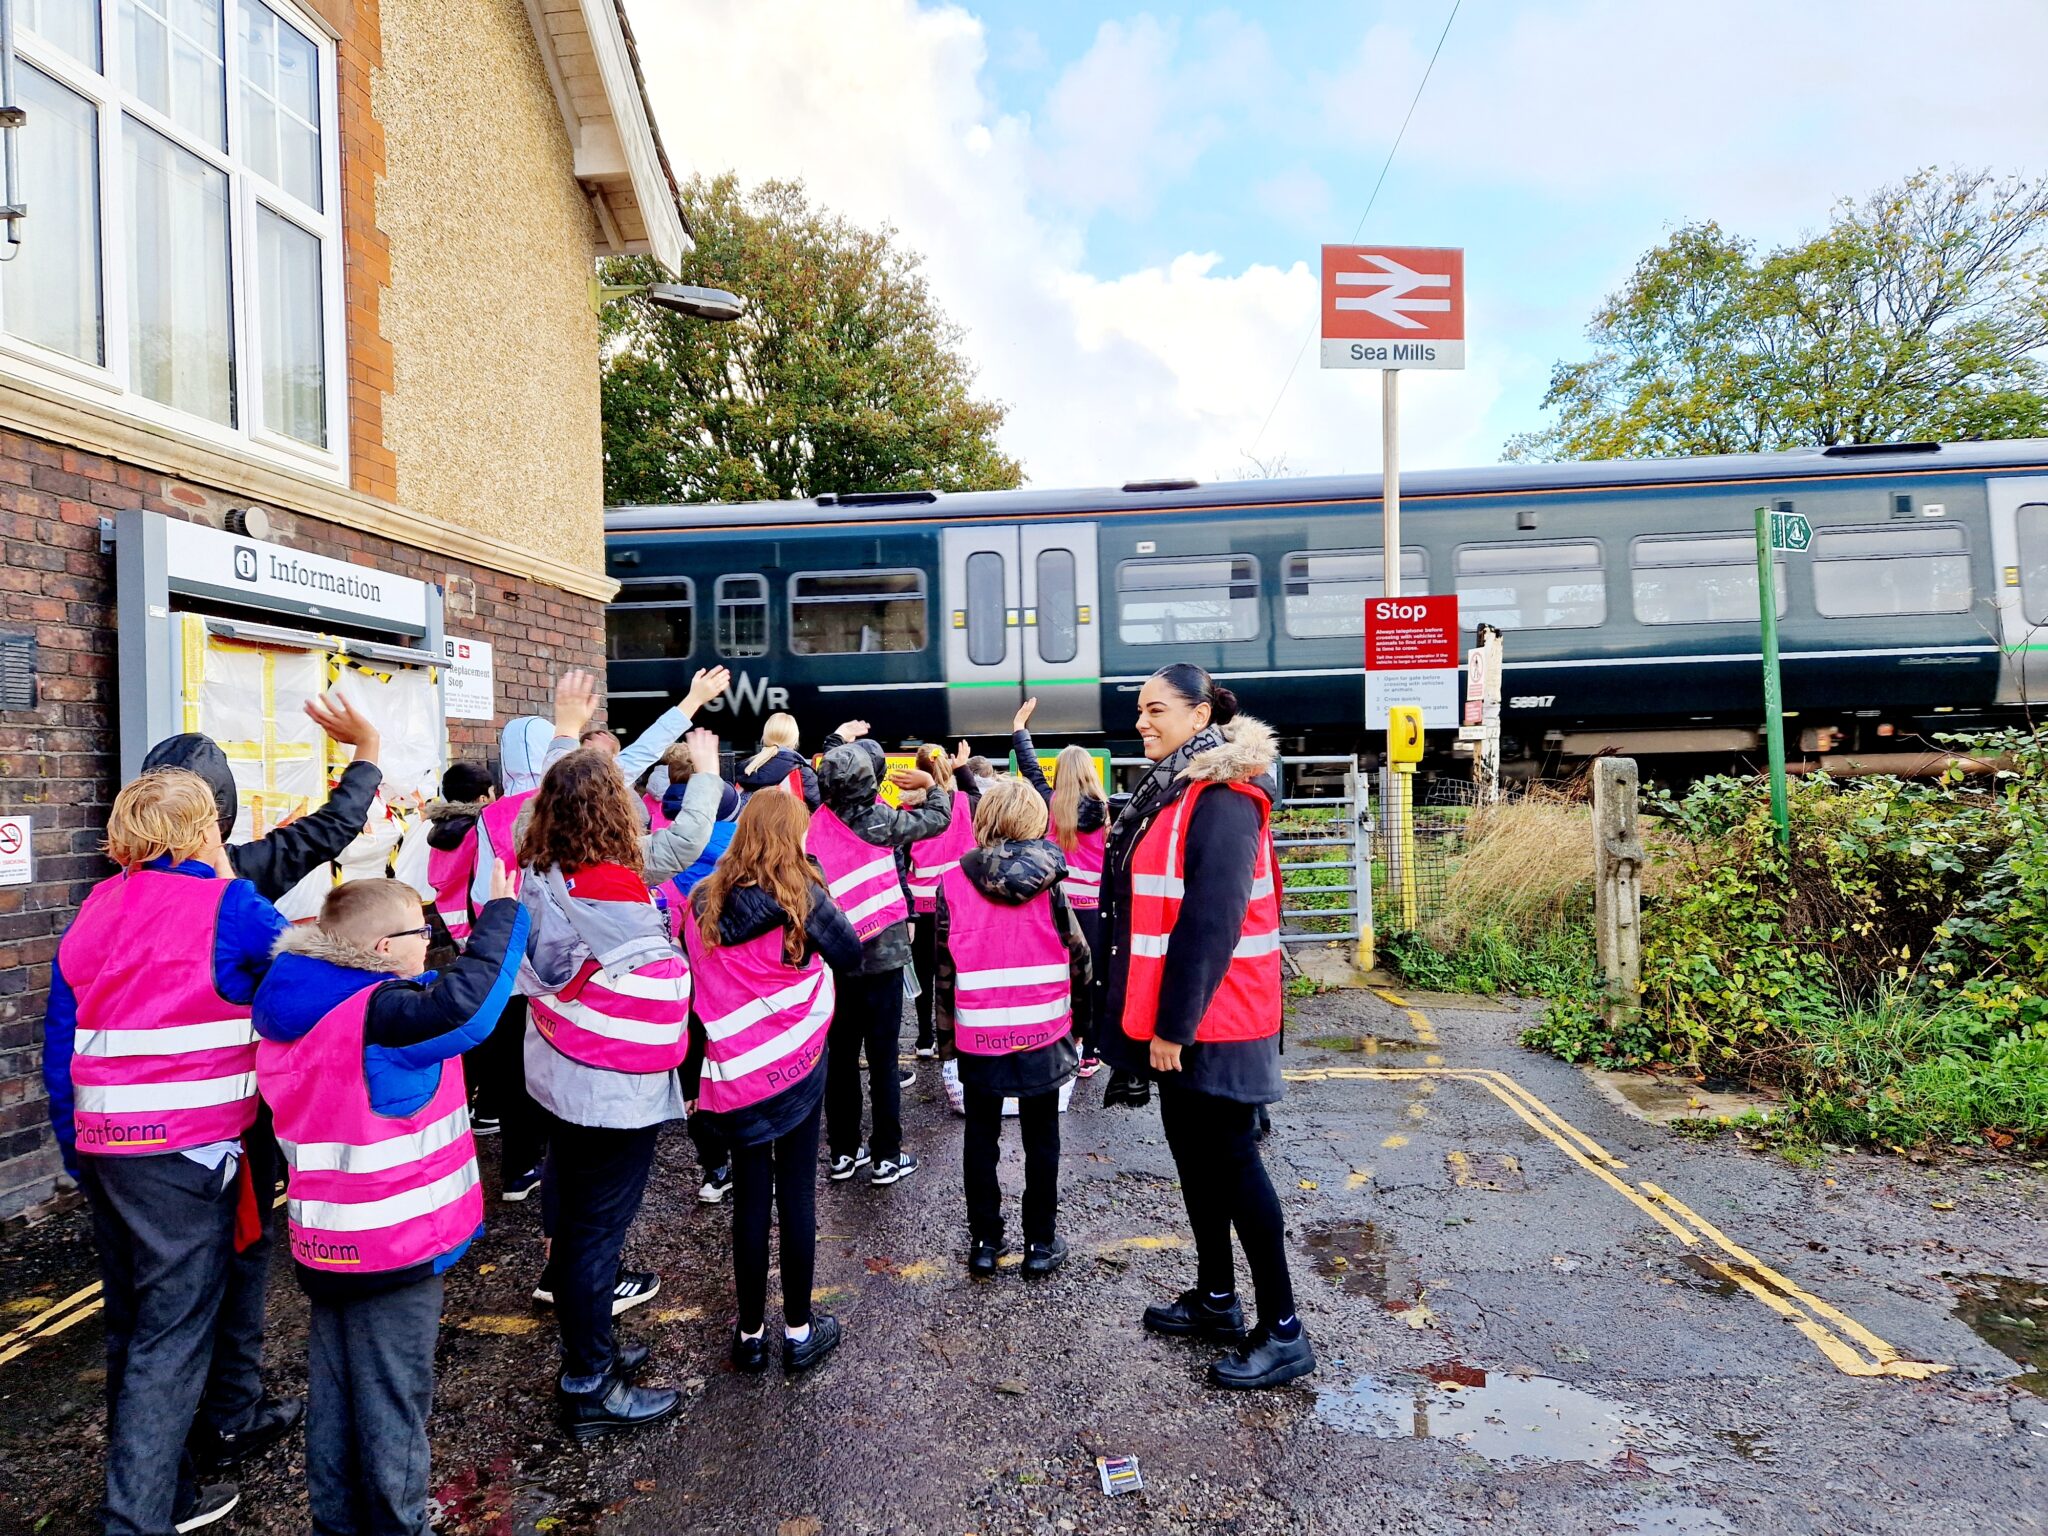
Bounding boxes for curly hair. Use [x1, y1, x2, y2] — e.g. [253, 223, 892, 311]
[518, 747, 644, 875]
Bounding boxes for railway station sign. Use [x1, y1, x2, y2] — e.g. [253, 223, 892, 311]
[1365, 594, 1461, 729]
[1769, 510, 1813, 551]
[1321, 245, 1466, 370]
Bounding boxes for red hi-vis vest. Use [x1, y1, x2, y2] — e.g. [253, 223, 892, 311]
[63, 871, 260, 1155]
[1119, 780, 1283, 1045]
[1063, 826, 1105, 910]
[907, 792, 974, 914]
[428, 833, 478, 947]
[939, 866, 1072, 1056]
[259, 984, 482, 1273]
[806, 805, 908, 941]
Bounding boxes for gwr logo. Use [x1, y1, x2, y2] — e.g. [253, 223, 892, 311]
[701, 673, 790, 716]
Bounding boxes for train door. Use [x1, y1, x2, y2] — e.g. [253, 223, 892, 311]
[1988, 476, 2048, 706]
[1020, 523, 1102, 732]
[941, 526, 1023, 732]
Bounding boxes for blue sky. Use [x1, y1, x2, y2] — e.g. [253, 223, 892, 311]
[628, 0, 2048, 487]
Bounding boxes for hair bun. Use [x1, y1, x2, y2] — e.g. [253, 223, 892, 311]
[1209, 685, 1240, 724]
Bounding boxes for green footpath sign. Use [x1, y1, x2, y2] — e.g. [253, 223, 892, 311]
[1769, 510, 1813, 552]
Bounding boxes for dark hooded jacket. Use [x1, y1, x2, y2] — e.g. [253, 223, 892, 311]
[141, 733, 383, 901]
[812, 739, 953, 975]
[1099, 715, 1284, 1104]
[936, 838, 1089, 1098]
[424, 797, 485, 855]
[687, 878, 863, 1146]
[733, 746, 821, 810]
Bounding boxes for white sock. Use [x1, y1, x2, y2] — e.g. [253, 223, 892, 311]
[739, 1326, 764, 1342]
[785, 1322, 812, 1343]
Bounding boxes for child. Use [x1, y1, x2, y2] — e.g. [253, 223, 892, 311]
[660, 765, 743, 1205]
[1012, 699, 1110, 1077]
[684, 793, 863, 1371]
[425, 760, 497, 954]
[48, 769, 290, 1535]
[936, 778, 1091, 1279]
[734, 711, 821, 808]
[518, 746, 697, 1439]
[906, 742, 974, 1060]
[253, 873, 526, 1536]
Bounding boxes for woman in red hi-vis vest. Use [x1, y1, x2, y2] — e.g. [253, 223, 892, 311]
[1101, 664, 1313, 1391]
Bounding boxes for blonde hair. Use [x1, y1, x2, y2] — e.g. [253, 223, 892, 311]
[319, 879, 424, 949]
[745, 713, 800, 776]
[105, 770, 219, 869]
[914, 742, 956, 789]
[972, 777, 1048, 847]
[1048, 745, 1106, 854]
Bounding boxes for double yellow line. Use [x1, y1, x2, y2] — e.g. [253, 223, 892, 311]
[1286, 1059, 1949, 1380]
[0, 1281, 103, 1368]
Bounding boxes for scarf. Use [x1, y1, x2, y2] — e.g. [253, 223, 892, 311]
[1109, 724, 1224, 855]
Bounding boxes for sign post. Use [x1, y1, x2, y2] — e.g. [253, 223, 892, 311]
[1755, 505, 1811, 849]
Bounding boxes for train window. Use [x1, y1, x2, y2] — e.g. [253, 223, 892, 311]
[1453, 542, 1604, 631]
[1811, 524, 1972, 618]
[787, 570, 927, 655]
[1036, 548, 1079, 664]
[716, 575, 769, 658]
[1116, 555, 1261, 645]
[2019, 504, 2048, 626]
[965, 551, 1007, 665]
[1631, 534, 1786, 625]
[607, 577, 694, 661]
[1282, 548, 1428, 638]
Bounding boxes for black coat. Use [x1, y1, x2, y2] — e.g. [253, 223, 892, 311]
[813, 737, 954, 975]
[733, 746, 821, 810]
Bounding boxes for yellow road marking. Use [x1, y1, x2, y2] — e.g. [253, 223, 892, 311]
[1446, 1150, 1523, 1190]
[1092, 1234, 1186, 1254]
[1380, 1134, 1408, 1149]
[0, 1282, 104, 1367]
[1346, 1170, 1372, 1189]
[1371, 987, 1440, 1045]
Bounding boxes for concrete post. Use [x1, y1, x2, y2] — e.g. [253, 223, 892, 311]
[1592, 757, 1644, 1022]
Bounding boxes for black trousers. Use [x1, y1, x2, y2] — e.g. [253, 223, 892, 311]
[539, 1119, 659, 1380]
[474, 996, 546, 1184]
[825, 967, 904, 1163]
[1071, 906, 1103, 1057]
[1157, 1082, 1296, 1324]
[306, 1274, 441, 1536]
[200, 1108, 274, 1441]
[910, 915, 938, 1049]
[80, 1152, 238, 1536]
[729, 1098, 824, 1333]
[679, 1026, 730, 1175]
[962, 1086, 1061, 1247]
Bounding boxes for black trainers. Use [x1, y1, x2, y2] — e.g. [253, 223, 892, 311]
[502, 1166, 542, 1202]
[730, 1327, 769, 1374]
[1209, 1324, 1316, 1390]
[967, 1238, 1003, 1279]
[471, 1112, 502, 1137]
[1102, 1070, 1152, 1108]
[897, 1064, 917, 1088]
[174, 1485, 240, 1533]
[533, 1269, 661, 1315]
[697, 1166, 734, 1204]
[1143, 1288, 1246, 1341]
[869, 1151, 918, 1186]
[828, 1147, 871, 1182]
[1021, 1236, 1068, 1279]
[197, 1393, 303, 1470]
[783, 1313, 841, 1373]
[557, 1375, 682, 1442]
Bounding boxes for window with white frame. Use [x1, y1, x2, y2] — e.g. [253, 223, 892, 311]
[0, 0, 344, 469]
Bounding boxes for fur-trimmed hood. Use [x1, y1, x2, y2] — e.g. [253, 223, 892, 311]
[424, 798, 487, 824]
[1180, 714, 1279, 787]
[424, 798, 485, 851]
[254, 926, 403, 1045]
[273, 922, 400, 973]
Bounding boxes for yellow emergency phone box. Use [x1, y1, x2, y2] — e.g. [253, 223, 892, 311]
[1387, 706, 1425, 764]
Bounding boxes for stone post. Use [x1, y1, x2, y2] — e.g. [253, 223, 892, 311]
[1592, 757, 1644, 1022]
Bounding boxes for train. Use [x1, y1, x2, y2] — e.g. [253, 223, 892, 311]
[601, 439, 2048, 777]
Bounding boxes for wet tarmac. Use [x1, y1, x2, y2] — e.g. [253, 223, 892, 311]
[1, 982, 2044, 1535]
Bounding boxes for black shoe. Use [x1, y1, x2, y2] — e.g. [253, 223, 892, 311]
[730, 1328, 769, 1374]
[697, 1166, 734, 1204]
[197, 1394, 303, 1470]
[615, 1341, 651, 1377]
[471, 1112, 502, 1137]
[174, 1485, 240, 1533]
[898, 1064, 917, 1088]
[827, 1147, 871, 1182]
[968, 1238, 1004, 1279]
[1209, 1324, 1316, 1390]
[558, 1375, 682, 1442]
[1102, 1070, 1152, 1108]
[869, 1151, 918, 1186]
[1021, 1237, 1069, 1279]
[502, 1166, 543, 1202]
[533, 1269, 660, 1316]
[783, 1314, 841, 1373]
[1143, 1288, 1246, 1342]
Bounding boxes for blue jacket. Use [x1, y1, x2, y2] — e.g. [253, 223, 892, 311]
[43, 859, 289, 1177]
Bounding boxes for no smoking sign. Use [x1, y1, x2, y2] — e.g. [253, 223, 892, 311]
[0, 815, 30, 887]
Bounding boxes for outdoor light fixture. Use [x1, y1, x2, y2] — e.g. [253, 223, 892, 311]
[588, 275, 746, 322]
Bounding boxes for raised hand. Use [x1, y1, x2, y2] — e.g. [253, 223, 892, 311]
[952, 739, 971, 770]
[1013, 697, 1037, 731]
[306, 693, 382, 766]
[834, 719, 869, 743]
[888, 765, 935, 792]
[684, 727, 721, 778]
[488, 860, 516, 902]
[685, 667, 732, 712]
[552, 668, 601, 740]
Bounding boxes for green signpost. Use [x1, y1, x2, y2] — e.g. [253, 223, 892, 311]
[1755, 505, 1812, 848]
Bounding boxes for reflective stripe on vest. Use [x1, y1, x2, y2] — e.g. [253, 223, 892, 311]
[479, 790, 536, 898]
[940, 866, 1071, 1057]
[61, 870, 260, 1155]
[1118, 779, 1283, 1046]
[907, 793, 975, 913]
[257, 984, 483, 1274]
[530, 956, 692, 1074]
[683, 920, 834, 1114]
[806, 806, 908, 940]
[1063, 827, 1106, 909]
[428, 837, 477, 945]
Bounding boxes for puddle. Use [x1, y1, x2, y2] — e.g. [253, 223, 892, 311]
[431, 1454, 615, 1536]
[1673, 1254, 1775, 1298]
[1300, 1034, 1420, 1054]
[1305, 1220, 1420, 1307]
[1949, 1273, 2048, 1397]
[1316, 1365, 1695, 1467]
[1714, 1429, 1777, 1463]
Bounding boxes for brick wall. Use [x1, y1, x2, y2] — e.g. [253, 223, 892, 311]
[0, 426, 606, 1223]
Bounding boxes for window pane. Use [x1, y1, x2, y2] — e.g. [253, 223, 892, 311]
[1811, 525, 1973, 618]
[239, 0, 321, 208]
[124, 116, 234, 424]
[790, 571, 926, 655]
[965, 550, 1006, 666]
[3, 68, 101, 363]
[1282, 548, 1427, 638]
[256, 209, 324, 445]
[122, 0, 227, 150]
[608, 580, 692, 661]
[2020, 505, 2048, 628]
[1454, 542, 1604, 631]
[1036, 548, 1078, 664]
[1117, 555, 1259, 645]
[1631, 536, 1785, 624]
[22, 0, 100, 66]
[716, 575, 768, 658]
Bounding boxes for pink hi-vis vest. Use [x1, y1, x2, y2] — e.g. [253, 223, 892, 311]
[1063, 826, 1105, 910]
[642, 792, 672, 832]
[62, 871, 259, 1156]
[428, 833, 477, 946]
[479, 789, 536, 897]
[805, 806, 907, 941]
[259, 985, 482, 1273]
[939, 866, 1072, 1057]
[531, 952, 692, 1074]
[907, 793, 974, 914]
[682, 918, 835, 1114]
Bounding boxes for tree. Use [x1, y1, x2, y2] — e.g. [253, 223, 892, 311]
[1506, 169, 2048, 462]
[599, 174, 1022, 503]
